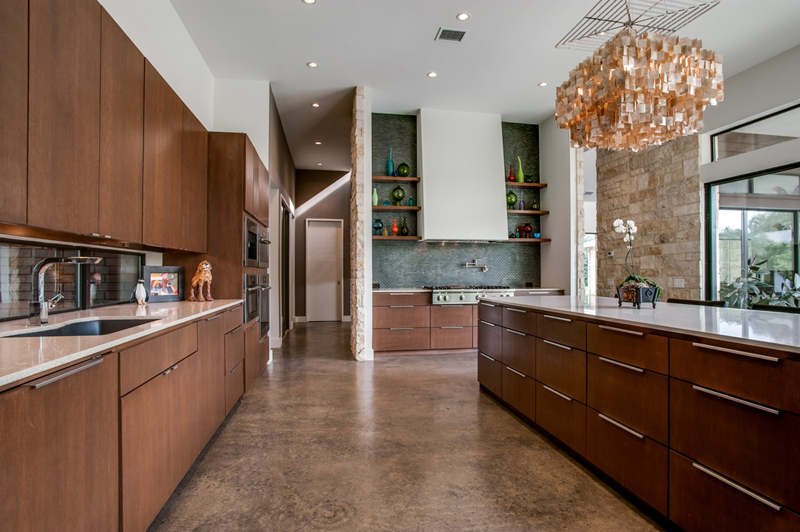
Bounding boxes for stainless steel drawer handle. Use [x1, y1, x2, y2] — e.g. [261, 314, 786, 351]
[231, 362, 242, 373]
[389, 305, 414, 308]
[507, 308, 526, 314]
[480, 303, 496, 308]
[543, 385, 572, 402]
[692, 462, 782, 511]
[599, 325, 644, 337]
[389, 293, 414, 296]
[692, 385, 780, 416]
[230, 325, 243, 334]
[479, 320, 496, 327]
[598, 356, 643, 373]
[229, 307, 240, 312]
[389, 328, 413, 331]
[26, 356, 104, 389]
[692, 342, 780, 363]
[598, 413, 644, 439]
[543, 339, 571, 351]
[207, 314, 222, 321]
[507, 329, 526, 337]
[162, 364, 179, 376]
[444, 305, 464, 308]
[543, 314, 571, 322]
[479, 352, 495, 362]
[506, 366, 526, 378]
[441, 326, 464, 329]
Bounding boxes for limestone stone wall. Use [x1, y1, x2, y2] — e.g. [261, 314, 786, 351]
[596, 135, 702, 300]
[350, 88, 368, 360]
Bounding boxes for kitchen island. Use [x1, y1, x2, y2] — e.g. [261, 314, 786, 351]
[476, 295, 800, 532]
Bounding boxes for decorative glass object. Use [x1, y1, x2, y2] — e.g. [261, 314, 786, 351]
[506, 191, 518, 209]
[519, 197, 525, 210]
[516, 156, 524, 183]
[391, 186, 405, 206]
[533, 232, 541, 239]
[387, 144, 394, 176]
[508, 164, 515, 182]
[408, 195, 415, 207]
[372, 188, 378, 206]
[373, 219, 384, 236]
[400, 217, 409, 236]
[523, 223, 533, 238]
[391, 218, 398, 236]
[397, 163, 410, 177]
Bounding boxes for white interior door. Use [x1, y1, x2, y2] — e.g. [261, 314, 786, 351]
[306, 220, 342, 322]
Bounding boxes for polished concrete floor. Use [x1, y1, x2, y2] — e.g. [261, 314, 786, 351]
[150, 323, 663, 531]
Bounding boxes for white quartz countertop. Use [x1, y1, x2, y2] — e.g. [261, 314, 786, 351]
[0, 300, 242, 391]
[479, 295, 800, 356]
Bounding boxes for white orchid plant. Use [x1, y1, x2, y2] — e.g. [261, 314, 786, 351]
[613, 218, 659, 292]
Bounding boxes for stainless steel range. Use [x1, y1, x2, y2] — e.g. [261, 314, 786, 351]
[425, 285, 515, 305]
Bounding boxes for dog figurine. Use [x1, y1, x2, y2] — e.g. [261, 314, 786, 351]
[189, 260, 213, 301]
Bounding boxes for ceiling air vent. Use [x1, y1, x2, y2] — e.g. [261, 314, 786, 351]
[435, 27, 468, 42]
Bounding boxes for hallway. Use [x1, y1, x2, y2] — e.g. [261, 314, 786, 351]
[150, 323, 661, 531]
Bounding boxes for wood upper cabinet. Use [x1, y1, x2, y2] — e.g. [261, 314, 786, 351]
[244, 136, 258, 220]
[99, 9, 144, 243]
[0, 0, 28, 224]
[257, 159, 270, 226]
[181, 105, 208, 252]
[143, 61, 183, 249]
[244, 320, 259, 394]
[0, 354, 119, 532]
[28, 0, 101, 235]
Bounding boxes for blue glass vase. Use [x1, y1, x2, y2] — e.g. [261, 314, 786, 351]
[373, 219, 384, 236]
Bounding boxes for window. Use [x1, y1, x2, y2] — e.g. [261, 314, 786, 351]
[706, 167, 800, 306]
[0, 241, 143, 322]
[711, 104, 800, 162]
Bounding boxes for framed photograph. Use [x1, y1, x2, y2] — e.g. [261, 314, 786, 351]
[142, 266, 184, 302]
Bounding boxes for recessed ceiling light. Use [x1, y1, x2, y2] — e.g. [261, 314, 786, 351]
[301, 0, 316, 4]
[538, 82, 548, 87]
[456, 12, 470, 21]
[427, 71, 438, 78]
[315, 141, 322, 145]
[307, 62, 318, 68]
[600, 31, 607, 36]
[311, 103, 320, 108]
[317, 162, 323, 166]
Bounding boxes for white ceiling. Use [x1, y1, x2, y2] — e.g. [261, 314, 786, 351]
[170, 0, 800, 172]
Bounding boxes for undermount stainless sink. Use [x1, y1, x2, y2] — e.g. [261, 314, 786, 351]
[5, 318, 161, 338]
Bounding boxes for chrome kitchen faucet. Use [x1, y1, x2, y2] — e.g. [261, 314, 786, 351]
[29, 256, 103, 325]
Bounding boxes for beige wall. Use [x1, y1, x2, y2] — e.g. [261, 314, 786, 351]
[596, 135, 702, 300]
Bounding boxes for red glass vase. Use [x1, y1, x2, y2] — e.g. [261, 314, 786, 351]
[391, 218, 398, 236]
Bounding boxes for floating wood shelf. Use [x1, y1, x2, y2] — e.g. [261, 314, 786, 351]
[372, 205, 421, 212]
[505, 182, 547, 188]
[372, 176, 420, 183]
[507, 210, 550, 215]
[373, 235, 422, 241]
[506, 238, 551, 243]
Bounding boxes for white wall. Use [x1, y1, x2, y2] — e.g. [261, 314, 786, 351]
[213, 79, 271, 165]
[539, 117, 578, 294]
[98, 0, 215, 129]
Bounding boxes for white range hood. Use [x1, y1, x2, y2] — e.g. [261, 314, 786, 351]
[417, 109, 508, 241]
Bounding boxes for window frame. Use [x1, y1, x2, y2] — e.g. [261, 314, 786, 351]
[710, 102, 800, 162]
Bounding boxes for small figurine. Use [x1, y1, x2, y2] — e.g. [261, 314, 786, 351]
[134, 279, 148, 305]
[189, 260, 213, 301]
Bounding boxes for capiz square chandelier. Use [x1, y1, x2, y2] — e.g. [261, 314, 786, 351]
[555, 0, 724, 151]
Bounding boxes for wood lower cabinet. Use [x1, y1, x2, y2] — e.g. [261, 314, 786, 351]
[244, 320, 260, 394]
[373, 327, 430, 352]
[502, 327, 536, 377]
[225, 324, 245, 414]
[0, 0, 28, 225]
[502, 307, 536, 336]
[586, 408, 668, 514]
[477, 352, 502, 396]
[373, 292, 431, 307]
[477, 320, 502, 360]
[28, 0, 101, 236]
[670, 451, 800, 532]
[119, 323, 198, 396]
[535, 338, 585, 402]
[99, 9, 143, 243]
[197, 314, 226, 445]
[477, 301, 503, 325]
[537, 313, 586, 350]
[374, 306, 430, 329]
[431, 305, 472, 327]
[587, 323, 668, 374]
[431, 326, 472, 349]
[536, 381, 586, 455]
[167, 349, 204, 489]
[502, 364, 536, 421]
[0, 354, 119, 532]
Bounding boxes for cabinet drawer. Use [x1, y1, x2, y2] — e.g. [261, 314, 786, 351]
[477, 352, 502, 396]
[120, 323, 198, 396]
[501, 364, 536, 421]
[671, 338, 800, 413]
[473, 325, 478, 348]
[373, 328, 430, 352]
[223, 305, 243, 333]
[536, 338, 586, 403]
[373, 292, 431, 307]
[224, 325, 245, 373]
[472, 305, 479, 327]
[477, 301, 502, 325]
[374, 306, 431, 329]
[586, 408, 668, 515]
[536, 382, 586, 455]
[431, 326, 472, 349]
[670, 451, 800, 532]
[477, 320, 502, 361]
[587, 323, 668, 374]
[225, 359, 244, 415]
[501, 328, 536, 377]
[430, 305, 472, 327]
[536, 313, 586, 350]
[587, 354, 668, 444]
[502, 306, 536, 335]
[671, 378, 800, 511]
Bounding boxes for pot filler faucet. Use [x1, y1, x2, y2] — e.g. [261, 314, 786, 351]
[29, 256, 103, 325]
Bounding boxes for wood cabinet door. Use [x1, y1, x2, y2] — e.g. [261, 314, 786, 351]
[198, 315, 226, 445]
[0, 354, 118, 532]
[143, 61, 183, 249]
[181, 105, 208, 252]
[257, 159, 270, 226]
[244, 321, 260, 394]
[501, 364, 536, 421]
[99, 9, 143, 243]
[0, 0, 28, 224]
[28, 0, 101, 235]
[244, 136, 257, 219]
[536, 381, 586, 455]
[535, 338, 586, 402]
[224, 325, 245, 414]
[501, 327, 536, 377]
[121, 369, 172, 532]
[477, 319, 502, 361]
[477, 352, 502, 396]
[169, 350, 204, 485]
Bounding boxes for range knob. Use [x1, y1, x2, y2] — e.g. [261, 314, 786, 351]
[460, 294, 466, 301]
[443, 295, 450, 301]
[436, 295, 442, 301]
